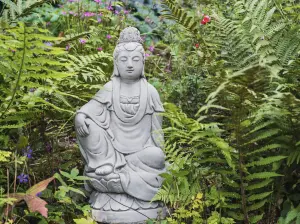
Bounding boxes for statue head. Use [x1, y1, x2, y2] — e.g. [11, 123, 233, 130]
[112, 27, 145, 79]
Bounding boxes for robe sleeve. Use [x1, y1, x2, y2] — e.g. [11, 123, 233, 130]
[147, 84, 165, 148]
[147, 83, 164, 113]
[77, 81, 113, 129]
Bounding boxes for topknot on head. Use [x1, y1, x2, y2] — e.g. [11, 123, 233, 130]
[117, 27, 143, 44]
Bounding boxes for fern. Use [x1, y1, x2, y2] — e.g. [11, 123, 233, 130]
[160, 0, 198, 33]
[0, 0, 54, 23]
[66, 52, 113, 82]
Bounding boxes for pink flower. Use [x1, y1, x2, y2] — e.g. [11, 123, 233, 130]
[106, 34, 112, 39]
[123, 10, 129, 14]
[61, 11, 67, 15]
[97, 18, 102, 23]
[107, 3, 113, 11]
[97, 47, 103, 51]
[83, 12, 95, 17]
[69, 11, 75, 15]
[79, 38, 87, 44]
[148, 45, 154, 52]
[66, 44, 71, 51]
[145, 53, 150, 58]
[114, 10, 119, 15]
[94, 0, 101, 3]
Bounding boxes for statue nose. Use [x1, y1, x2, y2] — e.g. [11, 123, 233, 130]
[127, 60, 133, 68]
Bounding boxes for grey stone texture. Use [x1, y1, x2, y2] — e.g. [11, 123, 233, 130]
[75, 27, 166, 223]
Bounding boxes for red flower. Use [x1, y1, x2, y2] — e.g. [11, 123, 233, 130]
[203, 15, 211, 23]
[195, 43, 199, 48]
[200, 15, 211, 25]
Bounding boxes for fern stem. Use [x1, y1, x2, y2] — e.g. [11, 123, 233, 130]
[0, 23, 26, 119]
[235, 92, 249, 223]
[5, 168, 9, 222]
[238, 151, 249, 223]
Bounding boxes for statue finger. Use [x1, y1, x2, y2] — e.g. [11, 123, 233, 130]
[83, 124, 90, 135]
[79, 127, 86, 137]
[80, 127, 86, 137]
[77, 128, 84, 137]
[76, 127, 81, 135]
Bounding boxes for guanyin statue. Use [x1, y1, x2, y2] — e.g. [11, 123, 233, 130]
[74, 27, 166, 223]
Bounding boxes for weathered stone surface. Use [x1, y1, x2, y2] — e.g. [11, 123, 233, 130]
[75, 27, 166, 223]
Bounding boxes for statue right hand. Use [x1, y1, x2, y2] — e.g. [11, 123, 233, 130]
[75, 113, 90, 137]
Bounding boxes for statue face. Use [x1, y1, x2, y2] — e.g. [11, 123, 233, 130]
[117, 50, 143, 80]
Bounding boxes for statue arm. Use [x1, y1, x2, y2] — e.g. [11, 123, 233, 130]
[148, 83, 165, 148]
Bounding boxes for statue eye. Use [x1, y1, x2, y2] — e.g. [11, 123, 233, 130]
[120, 57, 127, 62]
[132, 56, 140, 61]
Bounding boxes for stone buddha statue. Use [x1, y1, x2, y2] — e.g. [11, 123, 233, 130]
[74, 27, 166, 223]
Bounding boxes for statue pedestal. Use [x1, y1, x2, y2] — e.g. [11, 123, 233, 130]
[92, 207, 167, 223]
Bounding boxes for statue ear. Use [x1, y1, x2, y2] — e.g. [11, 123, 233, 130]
[113, 60, 120, 77]
[141, 64, 145, 78]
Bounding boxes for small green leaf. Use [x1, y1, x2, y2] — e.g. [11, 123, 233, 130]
[71, 168, 79, 178]
[68, 187, 86, 197]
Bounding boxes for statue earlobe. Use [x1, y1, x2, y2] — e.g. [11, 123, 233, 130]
[141, 65, 145, 78]
[113, 61, 120, 77]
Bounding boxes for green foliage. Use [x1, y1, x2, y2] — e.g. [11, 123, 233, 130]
[161, 0, 198, 33]
[1, 0, 300, 222]
[0, 0, 54, 23]
[157, 0, 300, 223]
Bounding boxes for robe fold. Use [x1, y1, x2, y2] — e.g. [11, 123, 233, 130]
[76, 77, 165, 201]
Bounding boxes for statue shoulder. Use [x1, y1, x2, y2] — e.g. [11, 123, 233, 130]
[103, 81, 113, 91]
[147, 83, 164, 112]
[93, 81, 113, 104]
[147, 83, 160, 98]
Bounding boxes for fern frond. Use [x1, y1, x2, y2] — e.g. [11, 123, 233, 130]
[247, 200, 267, 212]
[248, 191, 272, 202]
[246, 179, 273, 190]
[161, 0, 197, 33]
[245, 172, 282, 180]
[246, 156, 286, 167]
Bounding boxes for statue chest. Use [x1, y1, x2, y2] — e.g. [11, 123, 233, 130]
[109, 112, 152, 154]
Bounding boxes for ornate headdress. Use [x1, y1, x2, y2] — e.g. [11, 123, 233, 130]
[112, 27, 145, 78]
[117, 27, 143, 44]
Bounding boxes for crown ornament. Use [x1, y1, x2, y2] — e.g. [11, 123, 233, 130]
[117, 27, 143, 44]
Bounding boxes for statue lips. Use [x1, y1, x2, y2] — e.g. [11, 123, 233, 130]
[126, 69, 134, 73]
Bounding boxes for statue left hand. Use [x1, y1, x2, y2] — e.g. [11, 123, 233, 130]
[75, 113, 90, 137]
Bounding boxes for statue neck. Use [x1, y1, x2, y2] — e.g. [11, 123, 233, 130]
[120, 77, 141, 84]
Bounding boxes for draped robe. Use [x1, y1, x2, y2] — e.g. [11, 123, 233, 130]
[76, 77, 166, 202]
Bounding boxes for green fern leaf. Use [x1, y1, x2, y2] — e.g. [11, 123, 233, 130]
[246, 179, 273, 190]
[246, 156, 287, 167]
[246, 144, 283, 156]
[247, 199, 267, 212]
[244, 128, 280, 145]
[245, 172, 282, 180]
[220, 191, 241, 199]
[249, 214, 264, 223]
[248, 191, 272, 201]
[285, 208, 299, 224]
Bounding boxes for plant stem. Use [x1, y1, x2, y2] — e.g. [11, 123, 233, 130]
[0, 23, 26, 119]
[14, 150, 17, 193]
